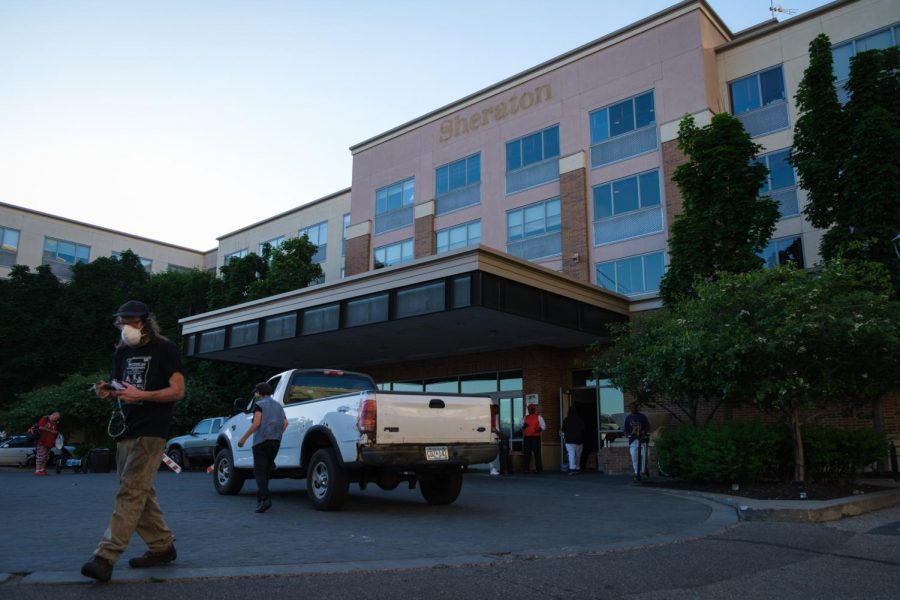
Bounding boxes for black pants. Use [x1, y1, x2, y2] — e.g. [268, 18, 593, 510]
[252, 439, 281, 502]
[523, 436, 542, 472]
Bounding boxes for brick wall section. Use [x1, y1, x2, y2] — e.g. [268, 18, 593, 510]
[414, 214, 435, 259]
[602, 444, 658, 476]
[661, 139, 688, 228]
[560, 167, 590, 282]
[344, 234, 371, 276]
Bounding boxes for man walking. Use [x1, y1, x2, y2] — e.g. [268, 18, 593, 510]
[81, 300, 184, 582]
[624, 402, 651, 482]
[238, 382, 288, 513]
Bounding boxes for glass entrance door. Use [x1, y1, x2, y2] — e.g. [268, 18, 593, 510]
[496, 394, 524, 452]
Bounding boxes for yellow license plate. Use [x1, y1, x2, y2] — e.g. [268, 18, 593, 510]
[425, 446, 449, 461]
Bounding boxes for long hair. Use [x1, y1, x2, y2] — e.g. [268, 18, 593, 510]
[115, 312, 169, 349]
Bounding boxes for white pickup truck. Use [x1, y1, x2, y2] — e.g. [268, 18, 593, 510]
[212, 369, 497, 510]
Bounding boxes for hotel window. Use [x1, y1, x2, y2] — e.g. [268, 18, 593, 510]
[111, 251, 152, 271]
[589, 91, 657, 167]
[436, 154, 480, 195]
[506, 125, 559, 172]
[223, 248, 248, 263]
[43, 237, 90, 278]
[376, 178, 415, 215]
[435, 154, 481, 214]
[592, 170, 663, 245]
[759, 236, 804, 268]
[0, 226, 20, 267]
[299, 222, 327, 263]
[436, 220, 481, 254]
[341, 213, 350, 256]
[729, 66, 788, 137]
[373, 238, 413, 269]
[374, 177, 415, 234]
[506, 197, 561, 260]
[590, 91, 655, 143]
[259, 236, 285, 255]
[596, 251, 665, 296]
[832, 25, 898, 102]
[757, 149, 799, 218]
[730, 67, 785, 114]
[167, 264, 193, 273]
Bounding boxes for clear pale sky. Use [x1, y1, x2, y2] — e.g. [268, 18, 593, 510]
[0, 0, 831, 251]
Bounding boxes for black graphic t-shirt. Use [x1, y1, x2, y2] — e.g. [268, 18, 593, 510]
[111, 338, 184, 439]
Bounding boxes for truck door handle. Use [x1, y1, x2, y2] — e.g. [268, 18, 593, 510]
[338, 406, 349, 413]
[429, 399, 445, 409]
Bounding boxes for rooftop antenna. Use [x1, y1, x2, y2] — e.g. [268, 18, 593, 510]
[769, 0, 799, 19]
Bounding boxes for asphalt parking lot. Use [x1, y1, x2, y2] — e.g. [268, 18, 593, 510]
[0, 467, 735, 584]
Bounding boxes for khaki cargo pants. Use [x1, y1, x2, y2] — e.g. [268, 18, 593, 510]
[94, 437, 175, 563]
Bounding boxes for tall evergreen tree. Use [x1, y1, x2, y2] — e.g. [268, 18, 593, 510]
[791, 35, 900, 289]
[659, 113, 779, 305]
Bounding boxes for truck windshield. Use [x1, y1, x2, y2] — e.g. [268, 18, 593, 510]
[285, 371, 376, 404]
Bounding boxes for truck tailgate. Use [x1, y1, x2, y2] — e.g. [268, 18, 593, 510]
[375, 393, 493, 444]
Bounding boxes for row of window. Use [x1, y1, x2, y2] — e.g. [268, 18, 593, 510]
[0, 229, 193, 275]
[224, 221, 331, 266]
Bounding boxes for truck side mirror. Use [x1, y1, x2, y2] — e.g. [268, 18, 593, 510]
[233, 398, 249, 414]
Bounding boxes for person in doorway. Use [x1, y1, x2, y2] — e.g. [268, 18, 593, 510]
[624, 402, 651, 482]
[561, 407, 584, 474]
[520, 403, 546, 473]
[34, 411, 60, 475]
[81, 300, 184, 583]
[238, 382, 288, 513]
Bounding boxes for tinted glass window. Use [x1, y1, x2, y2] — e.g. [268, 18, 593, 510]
[608, 99, 634, 137]
[634, 92, 655, 128]
[759, 67, 785, 105]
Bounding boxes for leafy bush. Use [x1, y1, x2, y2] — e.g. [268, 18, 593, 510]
[656, 421, 784, 483]
[657, 422, 890, 484]
[803, 427, 890, 483]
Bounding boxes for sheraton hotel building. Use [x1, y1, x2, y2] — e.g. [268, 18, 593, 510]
[3, 0, 898, 470]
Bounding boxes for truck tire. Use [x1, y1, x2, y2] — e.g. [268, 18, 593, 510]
[306, 448, 349, 511]
[213, 448, 245, 495]
[419, 471, 463, 505]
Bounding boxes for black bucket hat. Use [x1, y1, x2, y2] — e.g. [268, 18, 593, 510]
[113, 300, 150, 318]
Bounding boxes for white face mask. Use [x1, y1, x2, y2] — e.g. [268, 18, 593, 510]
[121, 324, 143, 346]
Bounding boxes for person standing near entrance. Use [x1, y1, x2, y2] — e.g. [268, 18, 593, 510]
[238, 382, 288, 513]
[81, 300, 184, 583]
[624, 402, 650, 482]
[561, 408, 584, 474]
[520, 404, 546, 473]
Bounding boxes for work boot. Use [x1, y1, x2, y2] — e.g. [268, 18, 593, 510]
[81, 555, 113, 582]
[128, 545, 177, 568]
[255, 498, 272, 513]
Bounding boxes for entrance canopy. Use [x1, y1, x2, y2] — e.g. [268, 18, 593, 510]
[179, 247, 630, 369]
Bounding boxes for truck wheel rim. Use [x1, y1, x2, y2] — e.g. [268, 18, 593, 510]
[217, 458, 231, 485]
[312, 462, 329, 499]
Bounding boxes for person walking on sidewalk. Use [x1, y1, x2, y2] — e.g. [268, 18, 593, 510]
[238, 382, 288, 513]
[520, 403, 546, 473]
[624, 402, 650, 482]
[561, 408, 585, 474]
[81, 300, 185, 583]
[34, 412, 60, 475]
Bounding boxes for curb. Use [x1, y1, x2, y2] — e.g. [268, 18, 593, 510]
[650, 486, 900, 523]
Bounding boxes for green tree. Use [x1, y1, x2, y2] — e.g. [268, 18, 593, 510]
[690, 261, 899, 483]
[207, 252, 269, 309]
[791, 35, 900, 289]
[65, 250, 151, 374]
[597, 260, 900, 483]
[252, 236, 323, 299]
[659, 113, 780, 305]
[0, 265, 67, 404]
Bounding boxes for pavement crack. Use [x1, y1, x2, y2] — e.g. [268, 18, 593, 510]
[706, 536, 900, 568]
